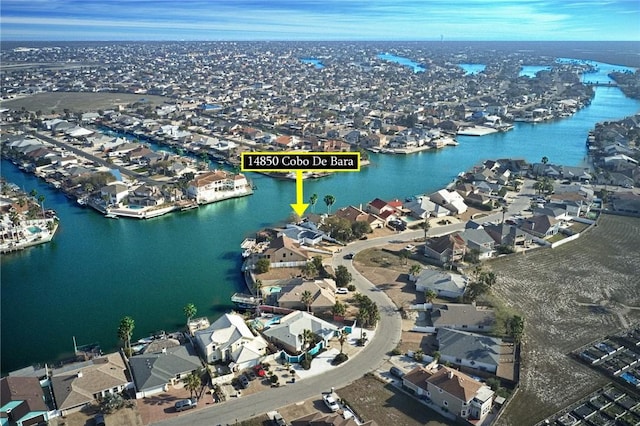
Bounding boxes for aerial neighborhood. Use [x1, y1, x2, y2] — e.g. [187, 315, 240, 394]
[1, 40, 640, 426]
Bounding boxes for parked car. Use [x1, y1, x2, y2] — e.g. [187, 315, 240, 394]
[238, 374, 250, 388]
[174, 398, 197, 412]
[246, 369, 257, 380]
[254, 364, 266, 377]
[336, 287, 348, 295]
[390, 366, 405, 378]
[272, 411, 288, 426]
[344, 252, 355, 259]
[322, 393, 340, 412]
[404, 244, 416, 251]
[93, 413, 106, 426]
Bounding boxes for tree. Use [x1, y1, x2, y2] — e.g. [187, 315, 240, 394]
[432, 350, 441, 363]
[253, 278, 263, 296]
[117, 316, 135, 356]
[321, 216, 353, 241]
[184, 370, 202, 400]
[409, 264, 422, 278]
[351, 220, 371, 239]
[399, 250, 409, 265]
[420, 220, 431, 240]
[425, 289, 437, 304]
[301, 262, 317, 278]
[332, 301, 346, 317]
[501, 206, 508, 224]
[508, 315, 525, 343]
[255, 258, 270, 274]
[324, 194, 336, 214]
[334, 265, 352, 287]
[183, 303, 197, 326]
[541, 156, 549, 165]
[302, 328, 315, 355]
[301, 290, 313, 312]
[309, 193, 318, 213]
[414, 348, 425, 362]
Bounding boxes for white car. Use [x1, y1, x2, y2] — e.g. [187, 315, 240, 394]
[323, 393, 340, 412]
[336, 287, 348, 295]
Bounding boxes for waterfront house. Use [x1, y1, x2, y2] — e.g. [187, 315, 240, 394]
[423, 234, 467, 266]
[50, 353, 131, 415]
[100, 182, 129, 206]
[186, 170, 250, 204]
[128, 184, 165, 207]
[276, 279, 337, 314]
[194, 313, 268, 370]
[0, 376, 50, 426]
[278, 224, 324, 246]
[261, 311, 339, 354]
[410, 269, 468, 300]
[430, 303, 495, 332]
[403, 364, 494, 423]
[430, 189, 468, 215]
[334, 205, 385, 229]
[128, 343, 202, 398]
[260, 235, 310, 268]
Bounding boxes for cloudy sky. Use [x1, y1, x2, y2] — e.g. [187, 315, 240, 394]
[1, 0, 639, 41]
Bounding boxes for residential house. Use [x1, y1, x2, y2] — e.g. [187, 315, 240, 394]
[128, 185, 165, 207]
[261, 311, 339, 354]
[520, 215, 560, 238]
[404, 196, 444, 219]
[186, 170, 249, 204]
[483, 223, 531, 249]
[366, 198, 402, 216]
[610, 192, 640, 216]
[128, 343, 202, 398]
[423, 234, 466, 266]
[436, 328, 508, 375]
[100, 182, 129, 206]
[430, 303, 495, 332]
[277, 280, 337, 314]
[278, 224, 324, 246]
[457, 229, 495, 259]
[0, 377, 50, 426]
[410, 269, 468, 300]
[430, 189, 468, 215]
[50, 353, 130, 415]
[402, 365, 494, 423]
[194, 313, 268, 371]
[260, 235, 310, 268]
[333, 205, 385, 229]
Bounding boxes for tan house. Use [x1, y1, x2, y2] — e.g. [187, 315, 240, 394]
[403, 365, 494, 424]
[261, 235, 310, 268]
[50, 353, 131, 415]
[277, 279, 337, 314]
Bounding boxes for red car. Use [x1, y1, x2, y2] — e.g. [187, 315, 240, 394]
[254, 364, 266, 377]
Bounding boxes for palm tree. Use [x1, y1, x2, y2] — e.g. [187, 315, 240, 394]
[332, 301, 346, 317]
[117, 316, 135, 357]
[253, 279, 263, 296]
[309, 193, 318, 213]
[300, 290, 313, 312]
[424, 289, 437, 304]
[184, 370, 202, 400]
[302, 328, 315, 358]
[508, 315, 525, 344]
[501, 206, 508, 224]
[420, 220, 431, 240]
[433, 350, 441, 363]
[337, 329, 349, 355]
[183, 303, 197, 326]
[323, 194, 336, 215]
[409, 264, 422, 278]
[541, 156, 549, 165]
[37, 195, 45, 218]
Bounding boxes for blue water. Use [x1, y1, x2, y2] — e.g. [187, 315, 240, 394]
[519, 65, 552, 78]
[377, 53, 426, 73]
[300, 58, 324, 69]
[557, 58, 637, 84]
[2, 85, 640, 373]
[459, 63, 486, 75]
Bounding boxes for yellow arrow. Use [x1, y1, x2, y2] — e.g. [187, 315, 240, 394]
[290, 170, 309, 216]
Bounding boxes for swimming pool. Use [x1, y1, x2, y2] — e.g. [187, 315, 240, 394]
[27, 226, 42, 234]
[620, 372, 639, 386]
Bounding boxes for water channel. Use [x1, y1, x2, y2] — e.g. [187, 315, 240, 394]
[1, 77, 639, 374]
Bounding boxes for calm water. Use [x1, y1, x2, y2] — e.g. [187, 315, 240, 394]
[519, 65, 552, 78]
[2, 85, 639, 373]
[459, 63, 486, 75]
[377, 53, 426, 73]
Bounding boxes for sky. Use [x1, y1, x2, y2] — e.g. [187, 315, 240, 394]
[1, 0, 639, 42]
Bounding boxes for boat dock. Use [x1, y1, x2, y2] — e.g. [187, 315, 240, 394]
[231, 293, 262, 310]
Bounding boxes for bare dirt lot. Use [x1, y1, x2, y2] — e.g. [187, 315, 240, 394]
[0, 92, 171, 113]
[489, 214, 640, 425]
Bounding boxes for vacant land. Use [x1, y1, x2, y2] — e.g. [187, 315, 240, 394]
[339, 374, 452, 426]
[491, 214, 640, 425]
[0, 92, 171, 113]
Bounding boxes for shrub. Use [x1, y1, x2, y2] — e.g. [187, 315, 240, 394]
[347, 284, 356, 292]
[332, 352, 349, 365]
[390, 346, 402, 356]
[269, 374, 279, 384]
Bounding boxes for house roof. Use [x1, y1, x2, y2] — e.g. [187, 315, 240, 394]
[262, 311, 338, 351]
[437, 328, 502, 368]
[431, 303, 495, 329]
[458, 229, 495, 247]
[0, 376, 48, 419]
[190, 170, 229, 188]
[427, 366, 488, 403]
[194, 313, 255, 349]
[521, 215, 557, 234]
[129, 343, 202, 392]
[50, 353, 129, 411]
[414, 269, 467, 295]
[402, 366, 433, 392]
[277, 280, 336, 310]
[263, 235, 309, 261]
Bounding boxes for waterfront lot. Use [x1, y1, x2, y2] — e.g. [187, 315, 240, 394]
[490, 214, 640, 425]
